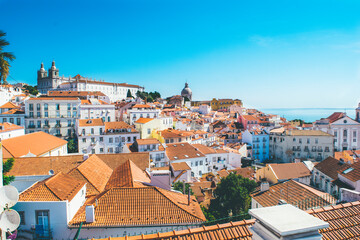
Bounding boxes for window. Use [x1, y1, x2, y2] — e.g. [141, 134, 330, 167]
[30, 112, 34, 117]
[56, 111, 60, 118]
[67, 103, 71, 110]
[91, 149, 95, 154]
[109, 138, 113, 143]
[100, 148, 104, 153]
[315, 138, 318, 144]
[37, 120, 41, 128]
[37, 103, 41, 111]
[68, 120, 72, 127]
[354, 131, 357, 137]
[29, 104, 33, 111]
[127, 137, 131, 142]
[16, 118, 20, 125]
[91, 137, 95, 143]
[44, 103, 48, 110]
[36, 210, 50, 237]
[334, 131, 337, 137]
[18, 211, 25, 225]
[293, 138, 296, 142]
[82, 138, 86, 143]
[344, 129, 347, 137]
[91, 128, 94, 134]
[100, 137, 103, 142]
[67, 111, 71, 117]
[56, 104, 60, 110]
[45, 111, 48, 117]
[115, 137, 120, 143]
[109, 147, 113, 153]
[299, 138, 302, 144]
[133, 136, 136, 142]
[73, 111, 77, 117]
[147, 128, 151, 134]
[307, 138, 310, 144]
[9, 118, 14, 123]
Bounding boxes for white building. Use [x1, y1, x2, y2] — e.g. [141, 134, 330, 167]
[79, 98, 115, 122]
[24, 97, 81, 138]
[37, 61, 144, 102]
[0, 122, 25, 140]
[0, 84, 23, 106]
[314, 113, 360, 151]
[0, 102, 25, 126]
[77, 119, 140, 154]
[127, 104, 161, 125]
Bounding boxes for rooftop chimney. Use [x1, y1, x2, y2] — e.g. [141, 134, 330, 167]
[85, 205, 95, 223]
[249, 204, 328, 240]
[260, 181, 269, 192]
[83, 154, 89, 161]
[188, 188, 191, 206]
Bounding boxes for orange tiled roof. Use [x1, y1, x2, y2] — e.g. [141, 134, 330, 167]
[28, 97, 80, 101]
[105, 121, 136, 131]
[192, 144, 216, 154]
[315, 157, 350, 180]
[2, 131, 68, 158]
[135, 118, 154, 124]
[96, 153, 150, 171]
[19, 172, 85, 201]
[0, 109, 25, 115]
[92, 219, 255, 240]
[48, 90, 106, 97]
[171, 162, 191, 171]
[133, 104, 152, 109]
[105, 159, 151, 189]
[268, 162, 311, 180]
[135, 138, 161, 145]
[251, 180, 335, 210]
[166, 142, 205, 160]
[69, 187, 206, 228]
[0, 122, 24, 133]
[307, 201, 360, 240]
[68, 155, 113, 196]
[78, 118, 104, 127]
[0, 101, 19, 109]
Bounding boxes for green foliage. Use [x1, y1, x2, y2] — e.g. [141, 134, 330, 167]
[183, 96, 190, 102]
[201, 206, 216, 221]
[0, 30, 16, 84]
[3, 157, 15, 185]
[173, 181, 193, 195]
[208, 173, 257, 219]
[24, 84, 39, 96]
[127, 89, 134, 98]
[67, 138, 78, 153]
[136, 91, 161, 102]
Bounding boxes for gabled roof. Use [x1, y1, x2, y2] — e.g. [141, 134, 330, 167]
[268, 162, 311, 180]
[251, 180, 335, 210]
[314, 157, 350, 180]
[68, 155, 113, 196]
[171, 162, 191, 171]
[338, 161, 360, 182]
[93, 219, 255, 240]
[69, 187, 206, 227]
[134, 118, 154, 124]
[307, 201, 360, 240]
[105, 121, 135, 131]
[96, 153, 150, 171]
[0, 101, 19, 109]
[0, 109, 25, 115]
[192, 144, 216, 154]
[0, 122, 24, 133]
[19, 172, 85, 202]
[2, 131, 68, 158]
[166, 142, 205, 160]
[326, 112, 346, 123]
[132, 104, 152, 109]
[105, 159, 151, 189]
[78, 118, 104, 127]
[135, 138, 161, 145]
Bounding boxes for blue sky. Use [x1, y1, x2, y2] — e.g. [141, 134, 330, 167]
[2, 0, 360, 108]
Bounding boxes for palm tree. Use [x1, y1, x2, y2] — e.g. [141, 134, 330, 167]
[0, 30, 16, 84]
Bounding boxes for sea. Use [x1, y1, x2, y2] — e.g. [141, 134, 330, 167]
[259, 108, 356, 123]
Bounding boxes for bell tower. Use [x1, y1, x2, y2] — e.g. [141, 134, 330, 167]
[48, 60, 59, 78]
[37, 62, 47, 80]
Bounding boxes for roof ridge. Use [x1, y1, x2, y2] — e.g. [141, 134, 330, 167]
[154, 187, 205, 222]
[69, 167, 99, 192]
[43, 175, 62, 201]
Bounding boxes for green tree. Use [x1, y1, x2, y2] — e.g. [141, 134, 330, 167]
[24, 85, 39, 96]
[127, 89, 134, 98]
[201, 206, 216, 221]
[146, 95, 154, 103]
[208, 173, 257, 218]
[2, 158, 15, 185]
[173, 181, 193, 195]
[0, 30, 16, 84]
[67, 138, 78, 153]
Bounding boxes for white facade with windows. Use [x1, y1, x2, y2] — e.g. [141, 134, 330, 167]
[128, 106, 161, 125]
[24, 98, 81, 138]
[77, 120, 140, 154]
[79, 99, 115, 122]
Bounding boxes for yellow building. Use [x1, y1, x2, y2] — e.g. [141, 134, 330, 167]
[211, 98, 242, 111]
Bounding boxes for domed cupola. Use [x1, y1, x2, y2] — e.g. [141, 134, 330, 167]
[181, 82, 192, 101]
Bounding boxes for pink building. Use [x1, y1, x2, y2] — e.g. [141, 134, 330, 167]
[239, 114, 260, 129]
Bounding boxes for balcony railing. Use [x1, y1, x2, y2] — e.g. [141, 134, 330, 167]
[28, 125, 36, 129]
[55, 124, 62, 128]
[43, 124, 50, 128]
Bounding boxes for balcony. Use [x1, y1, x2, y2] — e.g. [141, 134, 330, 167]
[55, 124, 62, 128]
[28, 125, 36, 129]
[55, 133, 62, 137]
[43, 124, 50, 128]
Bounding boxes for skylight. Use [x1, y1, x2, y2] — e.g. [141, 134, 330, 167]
[343, 168, 354, 174]
[184, 155, 189, 158]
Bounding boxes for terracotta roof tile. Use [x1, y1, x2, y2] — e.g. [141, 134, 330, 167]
[307, 201, 360, 239]
[96, 153, 150, 171]
[19, 172, 85, 201]
[2, 131, 68, 158]
[171, 162, 191, 171]
[251, 180, 336, 210]
[105, 159, 150, 189]
[268, 162, 311, 180]
[166, 142, 205, 161]
[92, 220, 255, 240]
[69, 187, 205, 228]
[0, 101, 19, 109]
[315, 157, 350, 180]
[78, 118, 104, 127]
[134, 118, 154, 124]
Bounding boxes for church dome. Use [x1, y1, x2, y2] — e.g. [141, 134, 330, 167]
[181, 83, 192, 100]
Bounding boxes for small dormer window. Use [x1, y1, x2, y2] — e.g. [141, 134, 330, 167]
[344, 120, 347, 124]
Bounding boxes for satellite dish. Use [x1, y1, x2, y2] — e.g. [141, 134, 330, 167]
[49, 169, 55, 175]
[0, 186, 19, 209]
[0, 209, 20, 232]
